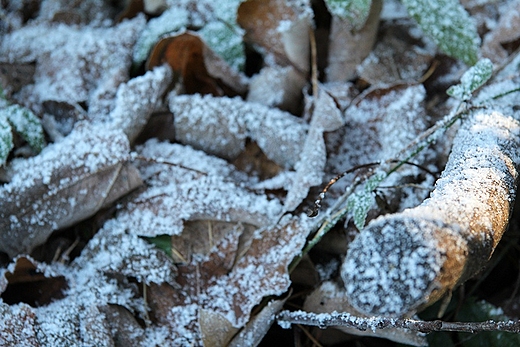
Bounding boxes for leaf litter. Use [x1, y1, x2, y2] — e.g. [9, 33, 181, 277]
[1, 1, 520, 346]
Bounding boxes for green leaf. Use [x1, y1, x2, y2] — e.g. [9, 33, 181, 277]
[4, 104, 45, 152]
[199, 20, 245, 71]
[447, 58, 494, 100]
[401, 0, 480, 66]
[0, 116, 13, 166]
[324, 0, 372, 30]
[143, 235, 173, 258]
[346, 172, 385, 230]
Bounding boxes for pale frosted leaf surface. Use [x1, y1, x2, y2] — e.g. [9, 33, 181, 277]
[324, 0, 372, 30]
[0, 17, 145, 113]
[0, 303, 38, 347]
[401, 0, 480, 66]
[284, 90, 344, 212]
[199, 309, 239, 347]
[0, 116, 13, 166]
[91, 65, 173, 142]
[133, 7, 189, 66]
[346, 172, 386, 230]
[0, 123, 139, 257]
[447, 58, 493, 100]
[119, 140, 282, 237]
[228, 297, 287, 347]
[169, 93, 308, 168]
[326, 84, 429, 196]
[202, 214, 313, 327]
[3, 104, 45, 152]
[482, 1, 520, 63]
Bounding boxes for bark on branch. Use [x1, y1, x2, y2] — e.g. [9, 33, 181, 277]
[342, 107, 520, 317]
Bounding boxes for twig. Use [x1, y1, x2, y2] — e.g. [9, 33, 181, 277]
[277, 310, 520, 334]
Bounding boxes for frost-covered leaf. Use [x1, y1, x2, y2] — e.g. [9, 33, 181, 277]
[133, 7, 189, 66]
[147, 32, 247, 96]
[199, 20, 245, 71]
[401, 0, 480, 66]
[284, 89, 344, 212]
[447, 58, 494, 101]
[0, 16, 145, 113]
[482, 1, 520, 63]
[0, 115, 13, 166]
[3, 104, 45, 152]
[324, 0, 372, 30]
[346, 172, 385, 229]
[237, 0, 312, 72]
[121, 139, 282, 237]
[326, 0, 381, 81]
[90, 65, 173, 143]
[0, 123, 142, 257]
[199, 309, 239, 347]
[0, 303, 38, 347]
[169, 93, 308, 168]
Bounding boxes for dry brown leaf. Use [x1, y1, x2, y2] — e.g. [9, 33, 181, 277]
[357, 20, 435, 85]
[1, 256, 67, 307]
[200, 309, 240, 347]
[0, 303, 39, 347]
[237, 0, 311, 72]
[146, 32, 247, 96]
[482, 1, 520, 63]
[284, 88, 344, 212]
[169, 93, 308, 168]
[0, 16, 145, 114]
[228, 297, 288, 347]
[326, 0, 382, 82]
[0, 124, 142, 257]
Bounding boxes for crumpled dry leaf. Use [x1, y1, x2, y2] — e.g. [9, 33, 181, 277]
[357, 20, 436, 85]
[228, 296, 288, 347]
[237, 0, 311, 72]
[169, 93, 308, 169]
[0, 123, 142, 257]
[326, 0, 382, 82]
[89, 65, 173, 143]
[284, 88, 344, 212]
[0, 16, 145, 114]
[147, 31, 247, 96]
[326, 83, 430, 198]
[482, 1, 520, 63]
[303, 281, 427, 346]
[122, 139, 282, 238]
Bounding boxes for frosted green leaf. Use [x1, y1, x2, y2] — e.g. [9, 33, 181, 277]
[401, 0, 480, 66]
[0, 116, 13, 166]
[143, 235, 173, 258]
[447, 58, 493, 101]
[199, 20, 245, 71]
[324, 0, 372, 30]
[346, 172, 385, 230]
[4, 104, 45, 152]
[133, 7, 189, 66]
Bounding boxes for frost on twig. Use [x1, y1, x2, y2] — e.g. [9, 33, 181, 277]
[342, 107, 520, 316]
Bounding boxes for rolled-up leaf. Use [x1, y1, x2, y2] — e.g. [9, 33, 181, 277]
[342, 107, 520, 316]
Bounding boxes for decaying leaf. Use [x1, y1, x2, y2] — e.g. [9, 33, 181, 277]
[326, 0, 382, 81]
[169, 93, 308, 168]
[0, 16, 145, 114]
[237, 0, 312, 72]
[0, 123, 142, 257]
[284, 88, 344, 212]
[0, 303, 38, 347]
[482, 1, 520, 63]
[200, 309, 240, 347]
[90, 65, 173, 143]
[147, 31, 247, 96]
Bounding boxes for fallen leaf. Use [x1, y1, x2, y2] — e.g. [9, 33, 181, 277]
[200, 309, 240, 347]
[0, 303, 39, 347]
[0, 123, 142, 257]
[482, 1, 520, 63]
[147, 32, 247, 96]
[169, 93, 308, 168]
